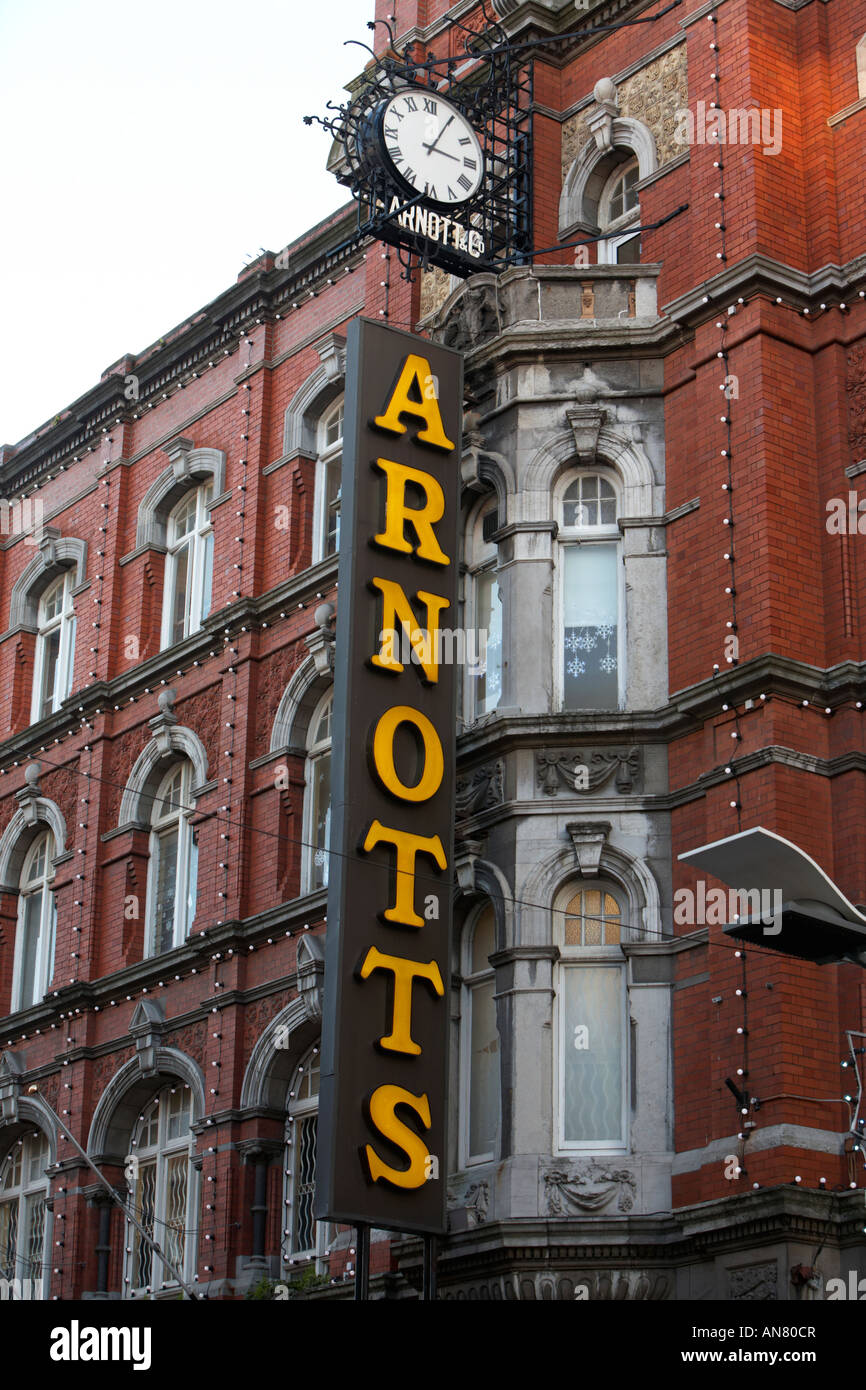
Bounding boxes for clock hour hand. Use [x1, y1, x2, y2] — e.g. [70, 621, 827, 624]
[422, 113, 454, 155]
[425, 146, 459, 161]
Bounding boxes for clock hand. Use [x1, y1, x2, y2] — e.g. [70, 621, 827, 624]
[422, 113, 454, 155]
[425, 147, 459, 162]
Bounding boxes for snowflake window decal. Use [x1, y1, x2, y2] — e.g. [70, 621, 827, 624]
[567, 658, 586, 677]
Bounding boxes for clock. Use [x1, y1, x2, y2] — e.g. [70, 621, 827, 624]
[376, 89, 485, 208]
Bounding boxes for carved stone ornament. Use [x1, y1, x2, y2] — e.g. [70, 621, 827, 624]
[0, 1050, 25, 1124]
[728, 1261, 779, 1301]
[296, 933, 324, 1021]
[587, 77, 620, 153]
[542, 1160, 636, 1216]
[536, 748, 641, 795]
[305, 602, 335, 675]
[566, 820, 610, 877]
[456, 760, 504, 820]
[129, 998, 166, 1078]
[149, 688, 178, 755]
[432, 280, 499, 355]
[16, 762, 42, 827]
[447, 1177, 490, 1229]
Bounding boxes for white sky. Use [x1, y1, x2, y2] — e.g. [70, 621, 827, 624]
[0, 0, 373, 445]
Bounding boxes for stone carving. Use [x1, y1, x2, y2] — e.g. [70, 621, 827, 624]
[42, 763, 80, 850]
[419, 266, 453, 321]
[175, 688, 219, 778]
[536, 748, 641, 795]
[439, 1270, 671, 1301]
[105, 728, 150, 825]
[847, 344, 866, 458]
[456, 761, 504, 819]
[542, 1161, 637, 1215]
[562, 45, 688, 178]
[431, 280, 499, 354]
[243, 989, 292, 1057]
[255, 645, 303, 756]
[447, 1177, 490, 1227]
[728, 1261, 778, 1301]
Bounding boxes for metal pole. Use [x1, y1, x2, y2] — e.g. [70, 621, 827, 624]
[26, 1083, 199, 1301]
[422, 1234, 437, 1301]
[354, 1223, 370, 1301]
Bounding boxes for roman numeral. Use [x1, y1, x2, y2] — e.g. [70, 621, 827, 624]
[388, 146, 403, 163]
[423, 98, 437, 114]
[384, 124, 398, 139]
[447, 186, 456, 200]
[463, 157, 477, 170]
[425, 184, 438, 200]
[392, 107, 405, 121]
[457, 173, 473, 191]
[458, 137, 471, 146]
[404, 167, 416, 184]
[404, 96, 418, 112]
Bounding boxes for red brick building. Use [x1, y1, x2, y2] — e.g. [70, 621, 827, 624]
[0, 0, 865, 1302]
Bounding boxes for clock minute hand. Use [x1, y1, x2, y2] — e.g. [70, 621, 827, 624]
[426, 147, 459, 162]
[422, 113, 454, 155]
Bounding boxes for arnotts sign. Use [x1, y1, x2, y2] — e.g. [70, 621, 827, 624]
[316, 319, 461, 1235]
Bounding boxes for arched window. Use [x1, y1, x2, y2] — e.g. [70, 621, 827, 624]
[284, 1046, 330, 1271]
[554, 881, 629, 1152]
[557, 471, 622, 710]
[161, 482, 214, 649]
[124, 1084, 196, 1296]
[464, 502, 502, 722]
[313, 398, 343, 563]
[598, 157, 640, 265]
[0, 1130, 50, 1298]
[303, 690, 332, 893]
[32, 572, 76, 721]
[460, 904, 500, 1166]
[12, 831, 57, 1012]
[146, 763, 198, 956]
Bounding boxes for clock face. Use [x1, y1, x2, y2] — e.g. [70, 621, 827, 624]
[378, 90, 485, 207]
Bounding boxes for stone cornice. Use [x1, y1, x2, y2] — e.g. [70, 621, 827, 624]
[662, 251, 866, 328]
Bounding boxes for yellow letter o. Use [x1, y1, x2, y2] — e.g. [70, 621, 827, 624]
[372, 705, 444, 802]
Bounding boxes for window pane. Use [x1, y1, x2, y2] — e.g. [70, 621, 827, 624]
[562, 966, 624, 1143]
[469, 979, 499, 1159]
[0, 1199, 18, 1279]
[62, 614, 76, 702]
[325, 458, 341, 556]
[185, 829, 198, 940]
[311, 754, 331, 889]
[23, 1193, 45, 1283]
[40, 628, 61, 718]
[616, 234, 641, 265]
[563, 543, 618, 709]
[20, 893, 44, 1008]
[133, 1163, 156, 1289]
[200, 531, 214, 623]
[171, 545, 190, 645]
[474, 570, 502, 716]
[163, 1154, 187, 1276]
[154, 829, 179, 954]
[293, 1115, 318, 1255]
[471, 906, 495, 973]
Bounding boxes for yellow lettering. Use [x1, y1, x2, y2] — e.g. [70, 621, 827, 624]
[373, 354, 455, 451]
[371, 705, 444, 803]
[358, 947, 444, 1055]
[363, 1085, 432, 1189]
[373, 458, 450, 566]
[370, 577, 450, 683]
[362, 820, 447, 927]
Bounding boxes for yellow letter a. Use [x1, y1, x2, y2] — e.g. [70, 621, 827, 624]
[373, 354, 455, 452]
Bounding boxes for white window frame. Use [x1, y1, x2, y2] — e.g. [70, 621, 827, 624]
[0, 1130, 51, 1298]
[459, 904, 500, 1168]
[11, 831, 57, 1013]
[284, 1046, 331, 1275]
[312, 397, 343, 565]
[554, 468, 625, 711]
[124, 1085, 198, 1298]
[302, 690, 332, 894]
[31, 572, 76, 722]
[596, 157, 641, 266]
[553, 881, 630, 1155]
[145, 763, 198, 957]
[463, 500, 503, 725]
[160, 483, 214, 650]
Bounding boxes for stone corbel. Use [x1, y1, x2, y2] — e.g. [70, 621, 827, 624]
[148, 688, 178, 755]
[16, 762, 42, 827]
[163, 436, 195, 482]
[305, 602, 335, 675]
[297, 933, 325, 1021]
[314, 332, 347, 383]
[454, 838, 485, 894]
[566, 821, 611, 877]
[38, 527, 62, 570]
[129, 998, 166, 1077]
[566, 404, 607, 461]
[0, 1049, 24, 1123]
[587, 77, 619, 153]
[461, 408, 487, 493]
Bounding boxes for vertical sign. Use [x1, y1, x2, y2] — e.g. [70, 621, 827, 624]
[316, 317, 462, 1235]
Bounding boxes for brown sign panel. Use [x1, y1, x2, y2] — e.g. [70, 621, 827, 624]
[316, 317, 462, 1235]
